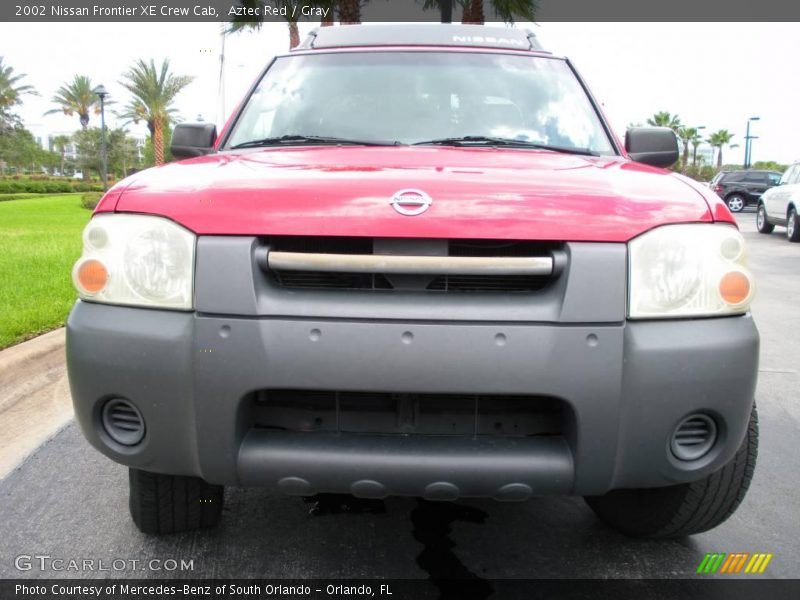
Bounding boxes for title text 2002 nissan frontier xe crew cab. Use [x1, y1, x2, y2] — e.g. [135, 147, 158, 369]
[67, 24, 758, 538]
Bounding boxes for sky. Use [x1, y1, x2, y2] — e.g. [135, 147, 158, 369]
[2, 21, 798, 165]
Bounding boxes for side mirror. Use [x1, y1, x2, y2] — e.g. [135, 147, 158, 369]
[625, 127, 679, 168]
[171, 123, 217, 159]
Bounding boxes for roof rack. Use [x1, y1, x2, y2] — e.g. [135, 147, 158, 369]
[295, 24, 546, 52]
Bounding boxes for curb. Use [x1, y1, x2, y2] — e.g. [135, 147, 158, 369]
[0, 327, 73, 479]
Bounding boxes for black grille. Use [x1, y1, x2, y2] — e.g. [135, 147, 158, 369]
[269, 236, 559, 257]
[251, 390, 566, 437]
[426, 274, 550, 293]
[272, 270, 393, 290]
[671, 414, 717, 461]
[270, 236, 373, 255]
[101, 398, 145, 446]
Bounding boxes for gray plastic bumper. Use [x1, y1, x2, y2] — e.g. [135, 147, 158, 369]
[66, 301, 758, 498]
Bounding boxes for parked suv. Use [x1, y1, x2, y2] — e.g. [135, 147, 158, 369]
[757, 160, 800, 242]
[711, 169, 782, 212]
[67, 24, 759, 539]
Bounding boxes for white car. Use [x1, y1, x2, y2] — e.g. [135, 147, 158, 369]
[757, 161, 800, 242]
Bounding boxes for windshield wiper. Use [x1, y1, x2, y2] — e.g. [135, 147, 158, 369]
[230, 134, 398, 149]
[411, 136, 599, 156]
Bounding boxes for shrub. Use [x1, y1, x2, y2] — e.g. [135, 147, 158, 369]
[80, 192, 104, 210]
[1, 181, 26, 193]
[43, 181, 72, 193]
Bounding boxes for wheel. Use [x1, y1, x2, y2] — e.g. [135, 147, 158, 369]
[129, 468, 224, 534]
[725, 194, 746, 213]
[584, 405, 758, 539]
[788, 208, 800, 242]
[756, 204, 774, 234]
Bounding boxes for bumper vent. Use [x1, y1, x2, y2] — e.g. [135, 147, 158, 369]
[670, 414, 717, 461]
[101, 398, 145, 446]
[252, 389, 566, 437]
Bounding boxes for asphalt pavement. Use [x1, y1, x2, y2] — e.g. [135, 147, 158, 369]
[0, 209, 798, 583]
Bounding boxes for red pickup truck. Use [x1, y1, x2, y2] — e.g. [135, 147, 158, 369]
[67, 24, 758, 538]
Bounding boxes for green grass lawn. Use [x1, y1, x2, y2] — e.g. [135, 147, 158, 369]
[0, 194, 90, 349]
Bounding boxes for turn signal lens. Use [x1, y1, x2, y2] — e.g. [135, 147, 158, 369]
[719, 271, 751, 305]
[75, 259, 109, 294]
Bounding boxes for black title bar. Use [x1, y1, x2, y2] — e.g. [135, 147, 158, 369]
[3, 579, 800, 600]
[1, 0, 798, 22]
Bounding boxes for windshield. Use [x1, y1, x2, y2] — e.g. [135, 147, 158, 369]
[225, 51, 616, 154]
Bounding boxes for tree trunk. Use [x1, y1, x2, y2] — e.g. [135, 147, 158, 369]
[154, 124, 165, 166]
[337, 0, 361, 24]
[60, 150, 65, 176]
[321, 6, 334, 26]
[682, 142, 689, 169]
[440, 0, 452, 22]
[463, 0, 485, 24]
[288, 21, 300, 49]
[716, 148, 722, 169]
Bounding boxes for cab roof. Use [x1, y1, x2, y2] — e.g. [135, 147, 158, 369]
[296, 24, 545, 52]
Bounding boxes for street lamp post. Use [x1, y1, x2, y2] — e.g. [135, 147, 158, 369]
[744, 117, 760, 170]
[95, 85, 109, 192]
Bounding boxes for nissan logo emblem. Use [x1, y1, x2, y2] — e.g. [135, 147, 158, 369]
[390, 189, 433, 216]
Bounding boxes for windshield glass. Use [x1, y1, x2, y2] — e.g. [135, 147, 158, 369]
[226, 52, 616, 153]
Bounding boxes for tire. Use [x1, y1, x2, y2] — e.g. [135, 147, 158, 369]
[756, 204, 774, 234]
[584, 405, 758, 539]
[129, 468, 224, 534]
[725, 194, 746, 213]
[788, 208, 800, 242]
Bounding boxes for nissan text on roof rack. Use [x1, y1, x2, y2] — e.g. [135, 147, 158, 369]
[67, 24, 759, 538]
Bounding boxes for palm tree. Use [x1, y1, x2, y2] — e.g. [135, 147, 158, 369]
[52, 134, 71, 175]
[118, 58, 194, 166]
[423, 0, 535, 23]
[337, 0, 362, 23]
[230, 1, 299, 49]
[0, 57, 37, 128]
[647, 111, 682, 132]
[677, 127, 701, 170]
[708, 130, 735, 168]
[320, 0, 334, 25]
[464, 0, 536, 23]
[231, 1, 340, 48]
[690, 131, 704, 167]
[45, 75, 99, 129]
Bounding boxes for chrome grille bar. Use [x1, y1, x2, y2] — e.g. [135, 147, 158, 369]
[267, 251, 553, 276]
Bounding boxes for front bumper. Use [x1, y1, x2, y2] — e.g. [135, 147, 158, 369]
[66, 301, 758, 499]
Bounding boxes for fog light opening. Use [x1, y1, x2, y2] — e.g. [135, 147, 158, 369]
[101, 398, 145, 446]
[670, 414, 717, 461]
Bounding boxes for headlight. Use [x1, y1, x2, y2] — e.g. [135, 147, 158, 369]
[628, 224, 754, 319]
[72, 214, 195, 310]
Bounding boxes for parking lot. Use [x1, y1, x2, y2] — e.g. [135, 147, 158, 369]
[0, 209, 798, 584]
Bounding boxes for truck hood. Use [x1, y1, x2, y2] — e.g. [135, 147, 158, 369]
[109, 146, 717, 242]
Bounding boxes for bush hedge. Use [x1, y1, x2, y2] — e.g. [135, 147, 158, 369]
[1, 174, 110, 183]
[0, 179, 105, 194]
